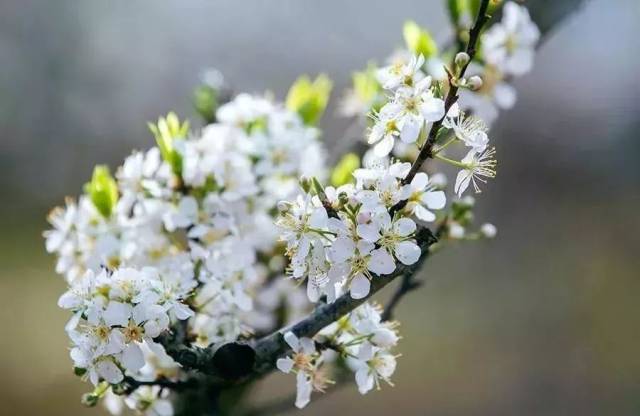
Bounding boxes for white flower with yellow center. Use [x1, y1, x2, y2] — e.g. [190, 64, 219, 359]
[376, 54, 425, 90]
[405, 172, 446, 222]
[482, 1, 540, 77]
[354, 342, 397, 394]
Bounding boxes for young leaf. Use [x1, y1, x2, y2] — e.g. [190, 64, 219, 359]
[148, 112, 189, 177]
[84, 165, 118, 218]
[331, 153, 360, 187]
[403, 21, 438, 58]
[286, 74, 333, 125]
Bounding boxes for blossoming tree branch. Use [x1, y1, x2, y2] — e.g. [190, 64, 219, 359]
[44, 1, 576, 414]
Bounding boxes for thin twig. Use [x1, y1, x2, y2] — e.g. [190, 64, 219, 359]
[122, 376, 195, 393]
[382, 3, 494, 319]
[402, 0, 491, 187]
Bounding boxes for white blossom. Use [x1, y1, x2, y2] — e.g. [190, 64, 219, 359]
[405, 172, 446, 222]
[454, 148, 497, 197]
[354, 342, 397, 394]
[482, 1, 540, 77]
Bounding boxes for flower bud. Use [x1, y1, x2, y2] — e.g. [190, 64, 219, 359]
[81, 393, 99, 407]
[449, 223, 465, 239]
[461, 196, 476, 207]
[467, 75, 483, 91]
[110, 383, 128, 396]
[480, 223, 497, 238]
[193, 85, 218, 124]
[84, 165, 118, 218]
[276, 201, 290, 213]
[454, 52, 470, 68]
[338, 192, 350, 205]
[299, 177, 312, 193]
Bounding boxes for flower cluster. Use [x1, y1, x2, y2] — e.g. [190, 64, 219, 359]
[277, 160, 445, 301]
[277, 302, 400, 408]
[459, 2, 540, 123]
[58, 268, 193, 386]
[46, 87, 328, 414]
[342, 1, 539, 127]
[44, 2, 539, 412]
[368, 55, 445, 157]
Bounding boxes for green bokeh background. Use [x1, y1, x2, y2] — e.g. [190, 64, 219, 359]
[1, 1, 639, 414]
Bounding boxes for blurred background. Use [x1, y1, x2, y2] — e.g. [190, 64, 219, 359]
[1, 0, 639, 415]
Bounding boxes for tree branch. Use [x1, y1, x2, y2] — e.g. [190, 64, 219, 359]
[251, 227, 437, 376]
[122, 376, 196, 393]
[158, 228, 437, 384]
[157, 0, 589, 397]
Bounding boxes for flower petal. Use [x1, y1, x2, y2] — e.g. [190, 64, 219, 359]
[276, 357, 294, 374]
[399, 116, 421, 144]
[422, 190, 446, 209]
[284, 331, 300, 351]
[121, 343, 145, 372]
[373, 135, 395, 157]
[393, 218, 416, 236]
[411, 172, 429, 191]
[356, 367, 374, 395]
[350, 274, 371, 299]
[295, 372, 312, 408]
[394, 241, 421, 265]
[454, 170, 471, 197]
[103, 301, 132, 327]
[367, 249, 396, 275]
[357, 223, 381, 243]
[414, 205, 436, 222]
[328, 237, 355, 263]
[96, 359, 124, 384]
[421, 96, 445, 121]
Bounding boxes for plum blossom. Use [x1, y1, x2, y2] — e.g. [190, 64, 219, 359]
[404, 172, 446, 222]
[376, 54, 425, 90]
[454, 148, 497, 197]
[482, 1, 540, 77]
[43, 0, 529, 405]
[277, 331, 329, 409]
[354, 342, 397, 394]
[368, 55, 445, 157]
[444, 104, 490, 154]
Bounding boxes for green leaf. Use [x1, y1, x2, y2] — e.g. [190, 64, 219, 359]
[447, 0, 470, 25]
[403, 21, 438, 58]
[84, 165, 118, 218]
[352, 63, 381, 105]
[286, 74, 333, 125]
[331, 153, 360, 187]
[464, 0, 500, 23]
[148, 112, 190, 177]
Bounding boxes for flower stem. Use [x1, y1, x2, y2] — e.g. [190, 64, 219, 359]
[434, 153, 468, 169]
